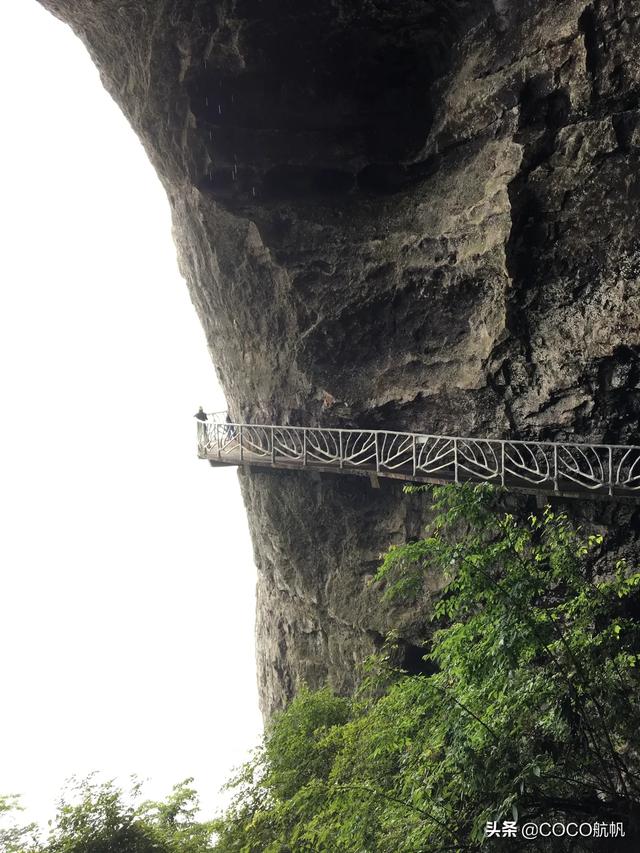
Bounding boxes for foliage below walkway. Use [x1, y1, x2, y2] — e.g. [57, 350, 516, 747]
[213, 486, 640, 852]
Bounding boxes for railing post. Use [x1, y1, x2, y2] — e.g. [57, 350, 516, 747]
[239, 424, 244, 463]
[412, 434, 416, 478]
[217, 423, 221, 460]
[303, 430, 307, 466]
[553, 443, 558, 492]
[339, 431, 344, 468]
[271, 426, 276, 465]
[375, 432, 380, 474]
[454, 437, 459, 484]
[608, 446, 613, 496]
[501, 441, 505, 487]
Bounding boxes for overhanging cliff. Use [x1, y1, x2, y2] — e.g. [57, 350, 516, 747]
[38, 0, 640, 718]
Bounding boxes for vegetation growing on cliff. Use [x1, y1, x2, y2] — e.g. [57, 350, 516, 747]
[212, 486, 640, 851]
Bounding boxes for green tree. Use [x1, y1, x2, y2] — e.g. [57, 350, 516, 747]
[1, 777, 216, 853]
[212, 485, 640, 852]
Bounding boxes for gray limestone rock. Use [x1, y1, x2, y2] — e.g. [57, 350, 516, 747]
[38, 0, 640, 718]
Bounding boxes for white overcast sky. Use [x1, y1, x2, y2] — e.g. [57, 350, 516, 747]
[0, 0, 261, 824]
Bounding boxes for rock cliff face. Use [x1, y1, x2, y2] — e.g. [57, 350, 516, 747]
[39, 0, 640, 717]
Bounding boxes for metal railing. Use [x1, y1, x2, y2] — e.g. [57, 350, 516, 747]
[196, 413, 640, 497]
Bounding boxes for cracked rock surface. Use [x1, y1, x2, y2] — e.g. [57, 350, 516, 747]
[39, 0, 640, 717]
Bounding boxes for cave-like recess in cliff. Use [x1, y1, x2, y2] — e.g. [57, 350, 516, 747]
[39, 0, 640, 717]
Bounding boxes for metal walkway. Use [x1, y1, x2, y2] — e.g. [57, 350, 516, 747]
[197, 412, 640, 500]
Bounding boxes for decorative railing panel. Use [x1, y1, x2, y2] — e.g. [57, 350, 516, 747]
[306, 429, 340, 465]
[197, 414, 640, 498]
[273, 427, 304, 462]
[415, 436, 455, 478]
[378, 432, 413, 472]
[342, 431, 377, 468]
[616, 447, 640, 491]
[503, 442, 552, 486]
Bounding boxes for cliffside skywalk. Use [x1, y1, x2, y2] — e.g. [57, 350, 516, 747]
[197, 413, 640, 501]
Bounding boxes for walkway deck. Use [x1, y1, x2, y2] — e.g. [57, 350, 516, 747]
[197, 414, 640, 501]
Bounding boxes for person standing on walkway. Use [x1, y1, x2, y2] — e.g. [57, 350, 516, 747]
[194, 407, 209, 453]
